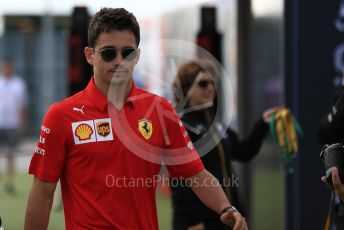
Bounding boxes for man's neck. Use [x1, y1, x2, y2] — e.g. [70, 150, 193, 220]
[110, 80, 133, 110]
[94, 77, 133, 110]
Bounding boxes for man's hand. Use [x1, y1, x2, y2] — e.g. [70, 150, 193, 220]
[321, 167, 344, 202]
[220, 209, 247, 230]
[189, 169, 248, 229]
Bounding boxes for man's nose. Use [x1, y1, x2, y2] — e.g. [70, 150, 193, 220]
[113, 53, 124, 65]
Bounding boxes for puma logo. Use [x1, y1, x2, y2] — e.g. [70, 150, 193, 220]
[73, 105, 85, 115]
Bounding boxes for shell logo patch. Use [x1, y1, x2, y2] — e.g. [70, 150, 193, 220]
[75, 124, 93, 141]
[138, 119, 153, 140]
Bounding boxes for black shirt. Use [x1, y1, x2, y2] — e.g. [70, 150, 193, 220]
[170, 108, 269, 229]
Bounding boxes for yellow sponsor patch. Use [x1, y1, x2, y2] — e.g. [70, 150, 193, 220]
[75, 124, 93, 141]
[138, 119, 153, 140]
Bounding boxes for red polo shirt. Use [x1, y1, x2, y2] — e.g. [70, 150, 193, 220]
[29, 78, 204, 230]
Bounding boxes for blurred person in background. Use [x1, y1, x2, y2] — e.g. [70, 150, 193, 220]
[171, 60, 279, 230]
[25, 8, 247, 230]
[319, 74, 344, 228]
[0, 58, 28, 195]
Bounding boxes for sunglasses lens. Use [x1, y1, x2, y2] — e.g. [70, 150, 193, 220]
[97, 48, 137, 62]
[122, 48, 137, 60]
[100, 48, 117, 62]
[198, 80, 213, 89]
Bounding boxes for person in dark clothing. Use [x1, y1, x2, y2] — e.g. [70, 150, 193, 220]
[170, 60, 279, 230]
[319, 81, 344, 144]
[319, 79, 344, 229]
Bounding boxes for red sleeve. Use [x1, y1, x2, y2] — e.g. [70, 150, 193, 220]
[29, 104, 67, 182]
[160, 100, 204, 178]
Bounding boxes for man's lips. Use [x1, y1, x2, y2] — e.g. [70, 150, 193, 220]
[109, 69, 128, 74]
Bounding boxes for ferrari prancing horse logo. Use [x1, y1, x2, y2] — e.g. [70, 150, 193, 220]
[138, 119, 153, 140]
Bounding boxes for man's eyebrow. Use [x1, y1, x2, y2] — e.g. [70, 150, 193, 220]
[98, 46, 136, 50]
[99, 46, 116, 49]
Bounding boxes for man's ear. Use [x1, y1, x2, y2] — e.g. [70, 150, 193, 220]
[134, 48, 141, 65]
[84, 47, 94, 65]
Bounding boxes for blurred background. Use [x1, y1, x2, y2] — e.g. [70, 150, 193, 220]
[0, 0, 342, 229]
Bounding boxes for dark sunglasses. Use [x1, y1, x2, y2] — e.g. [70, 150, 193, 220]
[197, 80, 214, 89]
[91, 47, 137, 62]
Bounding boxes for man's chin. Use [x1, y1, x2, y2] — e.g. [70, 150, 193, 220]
[109, 74, 131, 85]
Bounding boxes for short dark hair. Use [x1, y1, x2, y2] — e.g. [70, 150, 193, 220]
[88, 8, 140, 48]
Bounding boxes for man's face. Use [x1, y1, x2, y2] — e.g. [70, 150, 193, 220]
[85, 30, 140, 86]
[1, 62, 13, 77]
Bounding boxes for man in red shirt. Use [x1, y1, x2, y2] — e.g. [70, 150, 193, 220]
[24, 8, 247, 230]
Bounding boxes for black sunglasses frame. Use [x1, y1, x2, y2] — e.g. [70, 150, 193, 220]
[91, 47, 137, 62]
